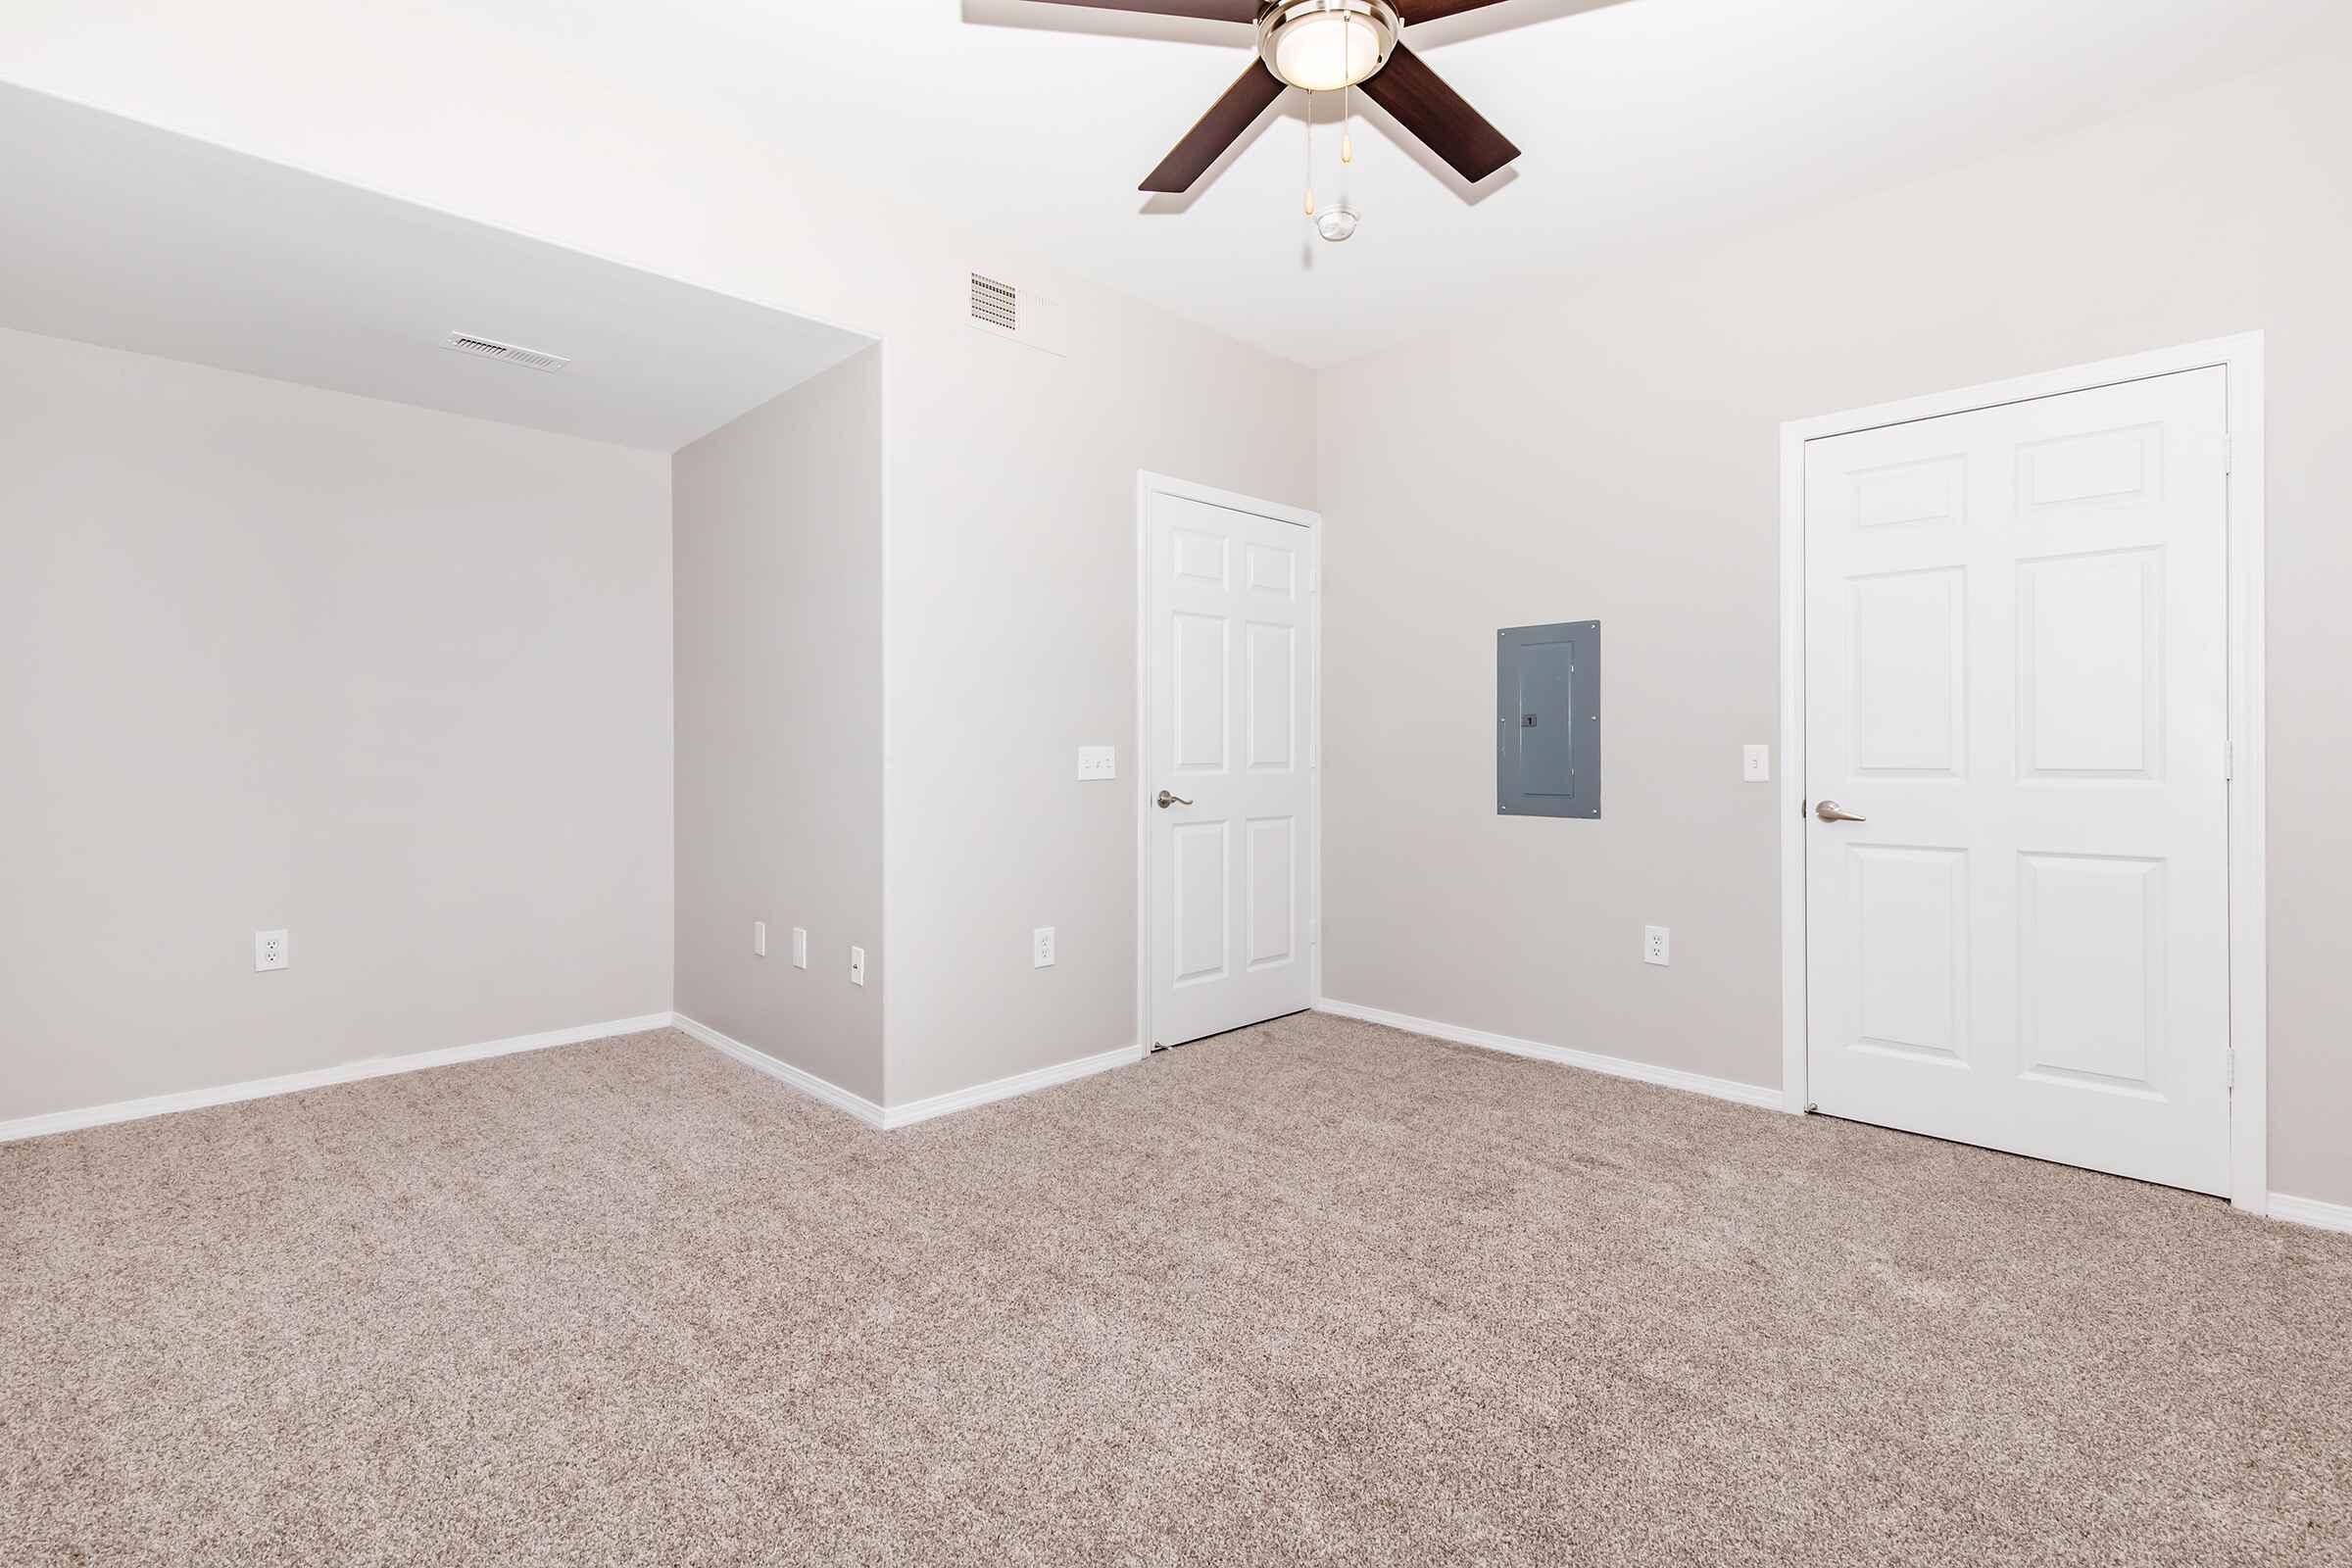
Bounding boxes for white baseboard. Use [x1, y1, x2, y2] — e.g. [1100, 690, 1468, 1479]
[1319, 1002, 2352, 1227]
[670, 1012, 888, 1128]
[0, 1011, 677, 1145]
[880, 1044, 1147, 1129]
[2269, 1192, 2352, 1236]
[1316, 998, 1784, 1112]
[673, 1013, 1144, 1131]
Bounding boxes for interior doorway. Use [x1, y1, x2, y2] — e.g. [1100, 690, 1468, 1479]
[1135, 471, 1321, 1051]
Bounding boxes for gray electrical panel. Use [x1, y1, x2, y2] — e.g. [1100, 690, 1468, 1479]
[1497, 620, 1600, 818]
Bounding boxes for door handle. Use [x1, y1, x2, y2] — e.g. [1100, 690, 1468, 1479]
[1155, 790, 1194, 809]
[1814, 800, 1867, 823]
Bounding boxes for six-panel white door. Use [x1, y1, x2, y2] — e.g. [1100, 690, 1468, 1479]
[1804, 368, 2232, 1195]
[1149, 489, 1314, 1048]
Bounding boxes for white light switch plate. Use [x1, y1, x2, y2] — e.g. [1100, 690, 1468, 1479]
[1033, 926, 1055, 968]
[1742, 745, 1771, 782]
[254, 929, 289, 971]
[850, 946, 866, 987]
[1644, 925, 1671, 966]
[1077, 747, 1116, 781]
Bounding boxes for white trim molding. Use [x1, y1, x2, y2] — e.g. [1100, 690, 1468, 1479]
[880, 1044, 1146, 1129]
[1317, 1000, 1783, 1112]
[2268, 1193, 2352, 1237]
[672, 1012, 888, 1127]
[1777, 331, 2269, 1214]
[0, 1012, 677, 1144]
[676, 1012, 1144, 1131]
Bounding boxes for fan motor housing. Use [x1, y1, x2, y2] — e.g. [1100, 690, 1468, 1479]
[1257, 0, 1402, 93]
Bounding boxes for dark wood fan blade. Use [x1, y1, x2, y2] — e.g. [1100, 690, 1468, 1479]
[1395, 0, 1517, 19]
[1032, 0, 1260, 21]
[1141, 61, 1288, 192]
[1359, 41, 1519, 183]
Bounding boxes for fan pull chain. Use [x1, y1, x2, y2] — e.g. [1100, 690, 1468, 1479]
[1302, 89, 1316, 217]
[1342, 83, 1353, 166]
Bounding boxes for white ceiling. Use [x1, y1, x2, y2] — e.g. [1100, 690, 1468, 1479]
[387, 0, 2336, 368]
[0, 86, 871, 451]
[1, 1, 2334, 375]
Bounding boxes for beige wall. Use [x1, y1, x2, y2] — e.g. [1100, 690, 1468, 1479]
[674, 347, 886, 1102]
[1317, 44, 2352, 1207]
[879, 284, 1319, 1106]
[0, 326, 674, 1120]
[0, 34, 1322, 1117]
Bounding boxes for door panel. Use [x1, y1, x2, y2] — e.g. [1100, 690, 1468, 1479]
[1172, 820, 1229, 986]
[1851, 844, 1969, 1063]
[2017, 549, 2160, 777]
[1804, 368, 2230, 1195]
[1151, 489, 1314, 1047]
[2016, 853, 2165, 1091]
[1246, 816, 1296, 969]
[1851, 567, 1965, 774]
[1246, 622, 1296, 770]
[1171, 612, 1228, 771]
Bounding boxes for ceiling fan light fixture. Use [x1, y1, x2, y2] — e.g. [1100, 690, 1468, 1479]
[1259, 0, 1399, 93]
[1314, 204, 1361, 242]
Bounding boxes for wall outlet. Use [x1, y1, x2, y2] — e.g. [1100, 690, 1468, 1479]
[1743, 744, 1771, 782]
[754, 920, 768, 957]
[254, 929, 289, 972]
[1033, 926, 1056, 968]
[1076, 746, 1116, 781]
[1644, 925, 1671, 966]
[850, 945, 866, 987]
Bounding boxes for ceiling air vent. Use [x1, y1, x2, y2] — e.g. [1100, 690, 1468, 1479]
[966, 270, 1067, 358]
[442, 332, 570, 373]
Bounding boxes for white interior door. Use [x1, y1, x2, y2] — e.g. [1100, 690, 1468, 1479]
[1148, 486, 1315, 1049]
[1804, 368, 2232, 1194]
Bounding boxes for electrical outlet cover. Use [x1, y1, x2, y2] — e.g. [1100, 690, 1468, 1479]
[255, 929, 289, 972]
[1643, 925, 1671, 966]
[1033, 926, 1056, 968]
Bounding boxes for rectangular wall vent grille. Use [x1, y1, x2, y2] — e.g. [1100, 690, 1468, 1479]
[969, 273, 1017, 332]
[442, 332, 570, 373]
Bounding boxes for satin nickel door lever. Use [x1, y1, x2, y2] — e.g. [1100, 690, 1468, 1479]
[1814, 800, 1867, 823]
[1155, 790, 1193, 809]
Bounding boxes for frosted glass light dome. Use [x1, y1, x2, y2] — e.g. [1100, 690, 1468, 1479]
[1315, 205, 1361, 242]
[1259, 0, 1399, 93]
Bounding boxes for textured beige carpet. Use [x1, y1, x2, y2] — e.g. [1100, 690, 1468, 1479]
[4, 1014, 2346, 1566]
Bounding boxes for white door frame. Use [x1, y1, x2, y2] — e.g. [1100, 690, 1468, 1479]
[1776, 332, 2269, 1213]
[1134, 470, 1323, 1054]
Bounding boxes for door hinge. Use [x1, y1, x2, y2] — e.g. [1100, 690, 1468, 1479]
[2225, 740, 2234, 780]
[2226, 1049, 2235, 1090]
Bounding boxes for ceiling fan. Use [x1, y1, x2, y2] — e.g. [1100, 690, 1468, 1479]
[1035, 0, 1522, 194]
